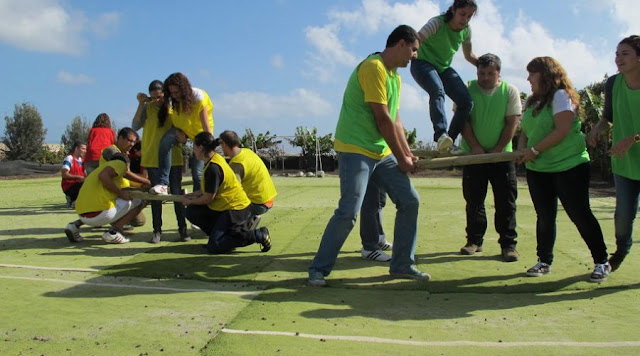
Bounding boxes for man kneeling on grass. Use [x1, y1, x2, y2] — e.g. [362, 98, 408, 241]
[64, 153, 144, 244]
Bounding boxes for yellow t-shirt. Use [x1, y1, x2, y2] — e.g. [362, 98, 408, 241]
[170, 88, 214, 140]
[229, 148, 277, 204]
[141, 103, 184, 168]
[75, 159, 127, 214]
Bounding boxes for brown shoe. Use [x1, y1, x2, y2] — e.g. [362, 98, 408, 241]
[501, 246, 519, 262]
[460, 242, 483, 255]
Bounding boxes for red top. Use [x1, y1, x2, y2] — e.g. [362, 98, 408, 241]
[85, 127, 115, 162]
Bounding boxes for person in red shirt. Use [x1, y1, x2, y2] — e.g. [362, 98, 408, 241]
[85, 113, 115, 175]
[61, 141, 87, 207]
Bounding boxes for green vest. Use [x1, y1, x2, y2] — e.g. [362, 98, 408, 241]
[521, 102, 589, 173]
[334, 53, 398, 157]
[417, 15, 470, 73]
[461, 81, 511, 153]
[611, 74, 640, 180]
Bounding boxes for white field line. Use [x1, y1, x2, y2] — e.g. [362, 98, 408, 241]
[0, 263, 100, 272]
[221, 329, 640, 348]
[0, 275, 260, 297]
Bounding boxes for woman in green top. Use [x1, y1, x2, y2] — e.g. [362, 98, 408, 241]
[517, 57, 610, 283]
[587, 35, 640, 272]
[411, 0, 478, 152]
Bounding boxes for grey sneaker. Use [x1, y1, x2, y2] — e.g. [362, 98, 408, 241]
[526, 262, 551, 277]
[460, 242, 483, 255]
[150, 231, 161, 244]
[361, 249, 392, 262]
[437, 133, 453, 152]
[589, 263, 611, 283]
[256, 227, 271, 252]
[64, 223, 83, 243]
[390, 266, 431, 281]
[308, 271, 327, 287]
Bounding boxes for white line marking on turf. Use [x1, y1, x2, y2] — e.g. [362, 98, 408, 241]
[0, 263, 100, 272]
[0, 275, 259, 297]
[221, 329, 640, 348]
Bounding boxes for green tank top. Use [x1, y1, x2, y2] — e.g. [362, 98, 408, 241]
[521, 100, 589, 173]
[417, 15, 470, 73]
[461, 81, 511, 153]
[611, 74, 640, 180]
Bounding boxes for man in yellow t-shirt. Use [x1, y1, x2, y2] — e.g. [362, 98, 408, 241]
[64, 153, 144, 244]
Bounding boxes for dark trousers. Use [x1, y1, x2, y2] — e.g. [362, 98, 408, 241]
[147, 167, 187, 233]
[186, 205, 256, 254]
[359, 181, 388, 251]
[63, 182, 83, 202]
[526, 163, 608, 265]
[462, 162, 517, 247]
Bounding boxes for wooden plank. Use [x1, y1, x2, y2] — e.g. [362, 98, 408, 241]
[417, 151, 523, 169]
[128, 190, 185, 202]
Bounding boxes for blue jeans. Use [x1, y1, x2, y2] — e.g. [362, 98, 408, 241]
[309, 153, 420, 276]
[147, 167, 187, 233]
[526, 163, 608, 265]
[410, 59, 473, 141]
[158, 128, 203, 191]
[613, 174, 640, 254]
[359, 181, 388, 251]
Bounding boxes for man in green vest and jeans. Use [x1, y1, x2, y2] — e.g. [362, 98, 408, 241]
[308, 25, 429, 287]
[459, 53, 522, 262]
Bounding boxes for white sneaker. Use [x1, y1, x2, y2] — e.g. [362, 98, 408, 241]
[191, 223, 201, 231]
[102, 231, 130, 244]
[448, 145, 464, 155]
[149, 184, 168, 195]
[378, 241, 393, 251]
[437, 133, 453, 152]
[64, 223, 83, 243]
[361, 249, 392, 262]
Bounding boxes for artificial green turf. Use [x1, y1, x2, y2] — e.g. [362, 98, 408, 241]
[1, 175, 639, 355]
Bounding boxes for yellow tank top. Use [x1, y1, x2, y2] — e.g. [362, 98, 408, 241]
[204, 153, 250, 211]
[230, 148, 277, 204]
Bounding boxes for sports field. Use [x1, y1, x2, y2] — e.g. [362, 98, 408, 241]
[1, 175, 638, 355]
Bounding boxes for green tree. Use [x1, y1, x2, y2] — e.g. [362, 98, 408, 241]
[240, 129, 281, 152]
[579, 76, 610, 180]
[287, 126, 334, 157]
[404, 127, 417, 148]
[2, 102, 47, 161]
[60, 115, 91, 154]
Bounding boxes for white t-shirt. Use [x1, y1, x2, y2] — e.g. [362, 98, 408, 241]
[552, 89, 575, 115]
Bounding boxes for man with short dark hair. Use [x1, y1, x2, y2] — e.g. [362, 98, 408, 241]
[459, 53, 522, 262]
[308, 25, 429, 287]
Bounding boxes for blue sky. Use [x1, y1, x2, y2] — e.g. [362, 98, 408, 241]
[0, 0, 638, 145]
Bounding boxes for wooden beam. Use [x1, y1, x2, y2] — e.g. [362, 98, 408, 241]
[127, 190, 185, 202]
[417, 151, 523, 169]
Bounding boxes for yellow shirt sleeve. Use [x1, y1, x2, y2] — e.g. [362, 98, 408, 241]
[358, 59, 388, 105]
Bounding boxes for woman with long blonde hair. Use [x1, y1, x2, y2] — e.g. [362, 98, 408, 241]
[517, 56, 609, 282]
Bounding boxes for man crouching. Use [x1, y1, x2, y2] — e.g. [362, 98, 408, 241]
[64, 152, 143, 244]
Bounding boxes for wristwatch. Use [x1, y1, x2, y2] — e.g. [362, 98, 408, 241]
[634, 133, 640, 143]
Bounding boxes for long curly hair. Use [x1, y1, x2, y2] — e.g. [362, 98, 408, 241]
[158, 72, 195, 127]
[525, 57, 580, 116]
[92, 113, 111, 128]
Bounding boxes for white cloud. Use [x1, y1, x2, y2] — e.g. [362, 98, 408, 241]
[607, 0, 640, 36]
[0, 0, 119, 55]
[216, 89, 333, 120]
[271, 54, 284, 69]
[90, 12, 120, 38]
[400, 83, 428, 112]
[56, 70, 96, 85]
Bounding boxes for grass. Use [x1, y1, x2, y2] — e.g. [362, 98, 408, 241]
[0, 175, 638, 355]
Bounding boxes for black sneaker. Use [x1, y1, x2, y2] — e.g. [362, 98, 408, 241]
[609, 251, 627, 272]
[526, 262, 551, 277]
[460, 242, 483, 255]
[256, 227, 271, 252]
